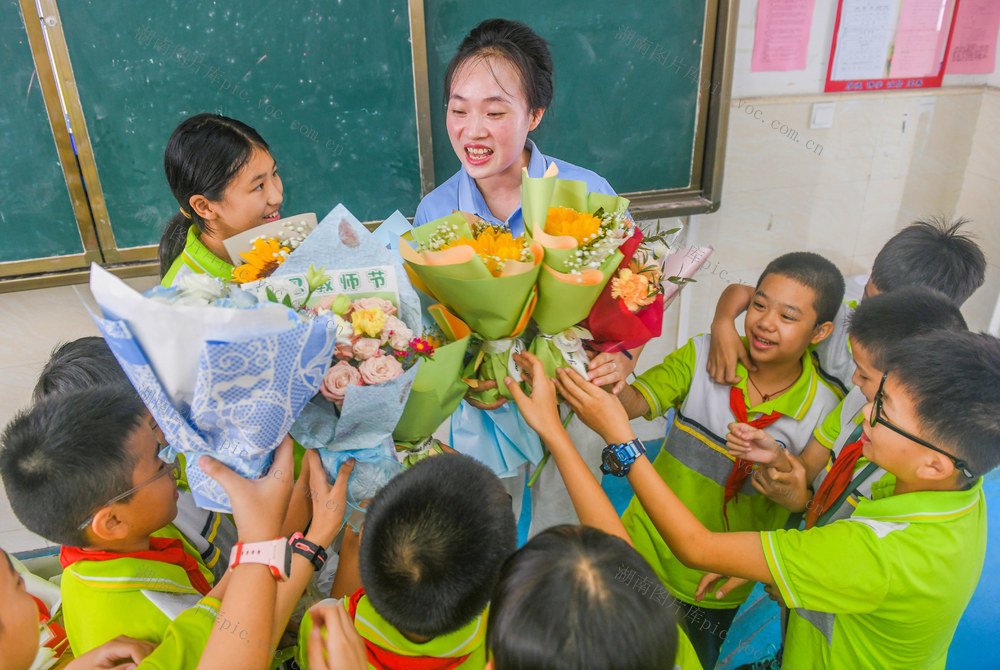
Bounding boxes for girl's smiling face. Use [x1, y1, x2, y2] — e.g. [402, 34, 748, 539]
[446, 56, 544, 186]
[195, 147, 283, 262]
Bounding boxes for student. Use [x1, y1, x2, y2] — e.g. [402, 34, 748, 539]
[544, 329, 1000, 668]
[707, 217, 986, 390]
[158, 113, 283, 286]
[0, 545, 155, 670]
[724, 287, 968, 522]
[32, 336, 238, 583]
[298, 453, 516, 669]
[0, 386, 220, 656]
[414, 17, 636, 534]
[612, 252, 845, 668]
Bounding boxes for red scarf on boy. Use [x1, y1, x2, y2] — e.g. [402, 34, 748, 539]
[60, 537, 212, 595]
[805, 427, 866, 529]
[723, 386, 783, 528]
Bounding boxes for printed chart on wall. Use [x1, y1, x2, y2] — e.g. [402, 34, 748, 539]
[825, 0, 959, 92]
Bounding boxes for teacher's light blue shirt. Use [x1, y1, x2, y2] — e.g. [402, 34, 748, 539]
[413, 139, 618, 237]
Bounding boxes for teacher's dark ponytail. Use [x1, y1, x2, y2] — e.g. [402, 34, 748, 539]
[158, 114, 270, 276]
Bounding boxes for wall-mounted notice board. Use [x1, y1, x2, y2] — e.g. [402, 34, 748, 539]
[825, 0, 960, 92]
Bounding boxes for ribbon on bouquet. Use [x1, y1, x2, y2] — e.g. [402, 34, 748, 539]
[482, 337, 526, 384]
[530, 325, 593, 380]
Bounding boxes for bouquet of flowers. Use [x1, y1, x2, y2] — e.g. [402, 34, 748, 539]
[584, 221, 712, 352]
[399, 212, 543, 406]
[89, 266, 337, 512]
[278, 205, 425, 504]
[225, 213, 317, 284]
[520, 165, 633, 377]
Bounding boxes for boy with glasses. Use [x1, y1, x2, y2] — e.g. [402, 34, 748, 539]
[538, 329, 999, 668]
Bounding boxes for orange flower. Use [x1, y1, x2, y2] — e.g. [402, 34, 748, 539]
[441, 228, 527, 277]
[543, 206, 602, 246]
[611, 268, 655, 313]
[232, 237, 289, 283]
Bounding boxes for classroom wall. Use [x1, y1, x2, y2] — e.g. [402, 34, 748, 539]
[678, 0, 1000, 342]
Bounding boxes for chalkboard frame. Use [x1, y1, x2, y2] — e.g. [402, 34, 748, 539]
[2, 0, 736, 291]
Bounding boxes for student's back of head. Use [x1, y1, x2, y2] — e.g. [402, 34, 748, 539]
[870, 217, 986, 304]
[888, 331, 1000, 481]
[757, 251, 845, 325]
[0, 387, 145, 547]
[487, 525, 678, 670]
[32, 337, 130, 402]
[849, 286, 967, 370]
[359, 453, 516, 638]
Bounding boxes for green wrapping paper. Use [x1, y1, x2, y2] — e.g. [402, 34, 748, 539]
[399, 215, 542, 404]
[392, 334, 471, 444]
[520, 166, 632, 377]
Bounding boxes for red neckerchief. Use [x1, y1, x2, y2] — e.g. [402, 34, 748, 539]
[723, 386, 783, 528]
[805, 432, 865, 529]
[60, 537, 211, 595]
[346, 589, 472, 670]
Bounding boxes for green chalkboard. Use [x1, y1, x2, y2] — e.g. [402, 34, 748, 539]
[0, 3, 83, 262]
[58, 0, 421, 249]
[424, 1, 705, 194]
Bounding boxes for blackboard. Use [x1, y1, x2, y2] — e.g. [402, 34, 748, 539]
[424, 0, 706, 194]
[0, 1, 83, 262]
[58, 0, 421, 249]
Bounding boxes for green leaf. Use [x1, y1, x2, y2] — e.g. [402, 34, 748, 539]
[265, 287, 278, 303]
[282, 294, 294, 308]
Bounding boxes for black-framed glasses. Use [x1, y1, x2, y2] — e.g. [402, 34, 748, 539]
[77, 458, 179, 531]
[871, 372, 974, 479]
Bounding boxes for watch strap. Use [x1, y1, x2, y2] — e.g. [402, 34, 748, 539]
[229, 538, 291, 581]
[288, 532, 327, 571]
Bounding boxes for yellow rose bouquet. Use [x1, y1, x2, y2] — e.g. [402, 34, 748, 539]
[399, 212, 543, 406]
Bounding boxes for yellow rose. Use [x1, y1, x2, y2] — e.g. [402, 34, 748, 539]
[351, 307, 387, 338]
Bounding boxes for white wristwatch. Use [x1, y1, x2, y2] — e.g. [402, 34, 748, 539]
[228, 538, 292, 581]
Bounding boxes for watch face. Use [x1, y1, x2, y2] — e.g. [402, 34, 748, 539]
[602, 448, 621, 475]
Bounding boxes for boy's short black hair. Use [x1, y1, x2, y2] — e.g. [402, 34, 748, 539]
[0, 387, 146, 547]
[488, 525, 678, 670]
[849, 286, 968, 370]
[888, 331, 1000, 480]
[359, 453, 516, 638]
[870, 218, 986, 304]
[756, 252, 845, 324]
[32, 337, 130, 402]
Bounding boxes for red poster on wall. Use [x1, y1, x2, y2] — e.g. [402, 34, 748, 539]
[825, 0, 961, 92]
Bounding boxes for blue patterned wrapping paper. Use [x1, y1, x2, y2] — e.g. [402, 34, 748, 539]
[89, 265, 337, 512]
[278, 205, 423, 487]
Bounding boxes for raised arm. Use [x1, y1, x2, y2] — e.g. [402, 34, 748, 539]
[506, 352, 632, 544]
[708, 283, 756, 384]
[554, 366, 772, 584]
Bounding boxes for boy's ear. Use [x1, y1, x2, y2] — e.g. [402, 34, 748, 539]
[188, 194, 217, 221]
[810, 321, 835, 345]
[913, 451, 959, 483]
[89, 507, 131, 543]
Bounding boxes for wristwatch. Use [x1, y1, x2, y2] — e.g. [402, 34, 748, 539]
[601, 439, 646, 477]
[288, 532, 328, 571]
[228, 538, 292, 581]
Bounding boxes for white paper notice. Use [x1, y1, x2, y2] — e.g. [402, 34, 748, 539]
[831, 0, 899, 80]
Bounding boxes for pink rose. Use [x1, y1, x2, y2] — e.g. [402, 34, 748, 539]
[359, 354, 404, 385]
[320, 360, 362, 404]
[351, 297, 397, 316]
[352, 337, 382, 360]
[381, 316, 413, 349]
[334, 343, 354, 359]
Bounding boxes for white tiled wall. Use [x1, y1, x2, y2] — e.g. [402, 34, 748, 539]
[0, 277, 159, 552]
